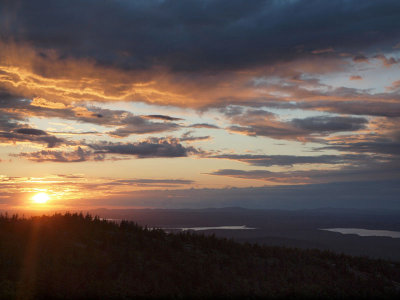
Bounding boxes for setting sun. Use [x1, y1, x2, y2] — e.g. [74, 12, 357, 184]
[32, 192, 50, 204]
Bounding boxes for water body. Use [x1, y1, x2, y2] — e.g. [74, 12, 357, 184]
[321, 228, 400, 238]
[166, 225, 256, 231]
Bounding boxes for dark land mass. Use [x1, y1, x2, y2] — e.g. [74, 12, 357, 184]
[87, 207, 400, 262]
[1, 213, 400, 299]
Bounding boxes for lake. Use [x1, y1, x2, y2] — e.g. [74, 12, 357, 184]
[165, 225, 256, 231]
[320, 228, 400, 238]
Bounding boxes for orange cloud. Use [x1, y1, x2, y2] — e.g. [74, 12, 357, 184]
[1, 41, 399, 116]
[0, 41, 349, 109]
[0, 42, 190, 106]
[349, 75, 362, 80]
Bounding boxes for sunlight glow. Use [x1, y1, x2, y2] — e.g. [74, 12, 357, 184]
[32, 192, 50, 204]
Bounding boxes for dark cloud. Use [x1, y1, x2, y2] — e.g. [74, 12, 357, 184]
[291, 116, 368, 132]
[0, 93, 181, 137]
[0, 95, 28, 131]
[16, 138, 200, 162]
[108, 117, 180, 137]
[228, 124, 305, 140]
[323, 139, 400, 156]
[263, 100, 400, 118]
[56, 174, 85, 179]
[208, 168, 306, 184]
[143, 115, 183, 121]
[74, 178, 196, 191]
[219, 106, 244, 117]
[373, 54, 400, 66]
[208, 160, 400, 184]
[89, 138, 198, 158]
[15, 128, 47, 136]
[226, 109, 307, 140]
[0, 113, 21, 131]
[180, 131, 210, 143]
[211, 153, 373, 167]
[0, 97, 71, 147]
[0, 130, 66, 148]
[15, 147, 99, 162]
[71, 178, 195, 190]
[2, 0, 399, 72]
[61, 106, 181, 136]
[353, 54, 369, 63]
[189, 123, 220, 129]
[110, 179, 194, 186]
[350, 53, 399, 66]
[226, 109, 368, 141]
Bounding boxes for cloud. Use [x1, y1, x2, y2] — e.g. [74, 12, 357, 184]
[0, 113, 23, 132]
[2, 0, 399, 72]
[14, 128, 47, 136]
[226, 109, 368, 141]
[226, 109, 307, 141]
[189, 123, 220, 129]
[311, 48, 335, 54]
[228, 124, 306, 141]
[210, 153, 373, 167]
[15, 147, 99, 162]
[316, 118, 400, 158]
[75, 178, 195, 190]
[263, 100, 400, 118]
[107, 116, 180, 137]
[16, 138, 200, 162]
[0, 92, 182, 137]
[208, 169, 308, 184]
[58, 105, 181, 136]
[143, 115, 183, 121]
[386, 80, 400, 92]
[373, 54, 400, 67]
[1, 40, 399, 115]
[349, 75, 362, 80]
[208, 160, 400, 185]
[179, 131, 211, 143]
[109, 179, 194, 187]
[291, 116, 368, 132]
[0, 129, 67, 148]
[352, 54, 369, 63]
[89, 138, 198, 158]
[0, 0, 399, 208]
[0, 98, 72, 147]
[0, 1, 399, 112]
[323, 139, 400, 156]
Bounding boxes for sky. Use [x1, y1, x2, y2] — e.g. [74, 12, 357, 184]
[0, 0, 399, 210]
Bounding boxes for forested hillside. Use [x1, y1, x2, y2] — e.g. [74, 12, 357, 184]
[1, 213, 400, 299]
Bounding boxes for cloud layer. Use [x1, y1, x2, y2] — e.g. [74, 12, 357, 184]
[0, 0, 399, 209]
[2, 0, 399, 71]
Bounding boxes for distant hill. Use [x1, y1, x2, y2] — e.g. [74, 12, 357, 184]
[1, 213, 400, 299]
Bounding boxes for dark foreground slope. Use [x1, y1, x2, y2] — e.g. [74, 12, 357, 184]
[1, 214, 400, 299]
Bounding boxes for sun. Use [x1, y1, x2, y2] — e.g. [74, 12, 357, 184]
[32, 192, 50, 204]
